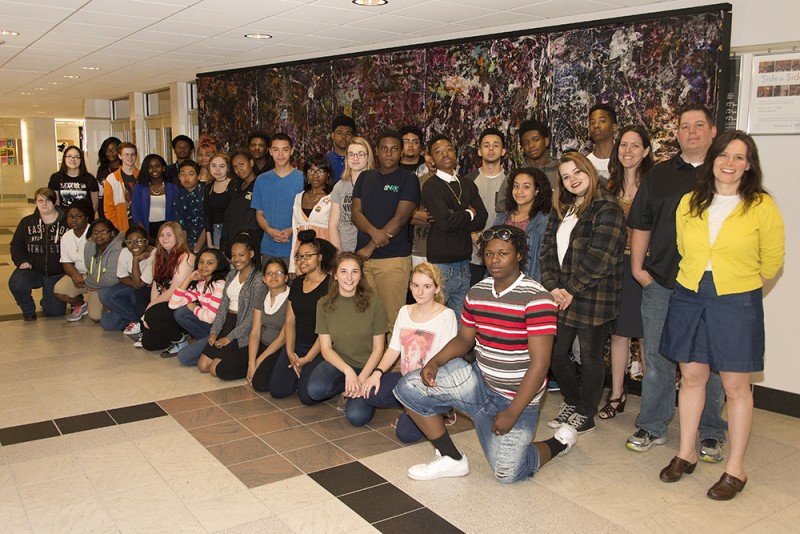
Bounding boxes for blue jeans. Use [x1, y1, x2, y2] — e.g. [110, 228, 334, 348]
[434, 260, 470, 323]
[173, 306, 212, 366]
[306, 360, 364, 404]
[268, 339, 324, 405]
[347, 372, 422, 442]
[395, 359, 541, 484]
[8, 269, 65, 317]
[637, 281, 727, 441]
[211, 223, 223, 249]
[98, 283, 149, 331]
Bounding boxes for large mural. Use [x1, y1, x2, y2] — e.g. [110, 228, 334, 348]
[198, 8, 728, 171]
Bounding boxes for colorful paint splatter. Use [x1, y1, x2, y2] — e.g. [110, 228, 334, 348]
[199, 9, 726, 171]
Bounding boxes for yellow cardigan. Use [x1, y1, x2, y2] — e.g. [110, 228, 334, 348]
[676, 193, 784, 295]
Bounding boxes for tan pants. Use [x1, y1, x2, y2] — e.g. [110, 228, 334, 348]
[54, 275, 103, 321]
[363, 255, 411, 337]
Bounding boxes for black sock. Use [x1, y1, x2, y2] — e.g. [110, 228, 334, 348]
[544, 436, 567, 458]
[431, 432, 462, 461]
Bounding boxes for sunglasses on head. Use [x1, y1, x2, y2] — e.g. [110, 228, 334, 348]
[480, 228, 513, 242]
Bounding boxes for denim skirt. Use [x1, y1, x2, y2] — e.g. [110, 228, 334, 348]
[659, 272, 764, 372]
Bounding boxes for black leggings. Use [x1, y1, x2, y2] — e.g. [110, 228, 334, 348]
[549, 319, 612, 418]
[141, 302, 183, 351]
[237, 343, 281, 390]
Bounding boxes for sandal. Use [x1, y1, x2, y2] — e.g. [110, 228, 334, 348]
[598, 392, 627, 419]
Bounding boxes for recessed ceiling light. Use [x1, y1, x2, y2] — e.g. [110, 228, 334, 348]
[82, 66, 101, 71]
[62, 74, 80, 79]
[33, 87, 46, 91]
[0, 30, 20, 36]
[20, 91, 32, 95]
[48, 81, 62, 85]
[352, 0, 388, 5]
[244, 33, 272, 40]
[31, 104, 39, 107]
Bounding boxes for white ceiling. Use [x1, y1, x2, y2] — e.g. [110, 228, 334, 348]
[0, 0, 677, 119]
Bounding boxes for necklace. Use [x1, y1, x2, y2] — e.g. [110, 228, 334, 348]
[445, 178, 462, 205]
[150, 182, 165, 195]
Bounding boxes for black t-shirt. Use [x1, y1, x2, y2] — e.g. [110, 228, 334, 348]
[398, 156, 425, 173]
[352, 168, 420, 258]
[627, 154, 697, 289]
[289, 274, 331, 346]
[48, 172, 99, 207]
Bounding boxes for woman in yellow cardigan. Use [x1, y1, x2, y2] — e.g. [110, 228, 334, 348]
[657, 130, 784, 500]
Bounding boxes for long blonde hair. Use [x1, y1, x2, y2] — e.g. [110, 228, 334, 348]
[553, 152, 600, 220]
[411, 263, 446, 304]
[340, 137, 374, 183]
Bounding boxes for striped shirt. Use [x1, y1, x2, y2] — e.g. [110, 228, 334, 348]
[461, 273, 557, 404]
[168, 279, 225, 324]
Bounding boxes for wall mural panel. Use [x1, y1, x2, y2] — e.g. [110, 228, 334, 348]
[199, 8, 727, 170]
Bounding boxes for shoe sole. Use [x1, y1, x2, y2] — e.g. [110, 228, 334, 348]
[626, 437, 667, 452]
[547, 420, 563, 429]
[575, 425, 597, 434]
[699, 453, 724, 463]
[407, 466, 469, 481]
[66, 311, 88, 322]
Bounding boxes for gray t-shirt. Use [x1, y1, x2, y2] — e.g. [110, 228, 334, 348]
[330, 180, 357, 252]
[257, 286, 289, 347]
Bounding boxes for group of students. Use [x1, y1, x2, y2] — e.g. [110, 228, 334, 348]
[8, 102, 784, 499]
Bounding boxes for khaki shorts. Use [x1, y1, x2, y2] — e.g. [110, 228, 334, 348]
[54, 275, 89, 298]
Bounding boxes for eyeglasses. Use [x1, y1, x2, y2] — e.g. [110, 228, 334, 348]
[264, 270, 286, 277]
[307, 168, 328, 176]
[294, 252, 320, 261]
[480, 228, 513, 242]
[125, 238, 148, 246]
[65, 155, 81, 160]
[92, 229, 112, 236]
[347, 151, 368, 159]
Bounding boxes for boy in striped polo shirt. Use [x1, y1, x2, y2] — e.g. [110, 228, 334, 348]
[394, 225, 577, 483]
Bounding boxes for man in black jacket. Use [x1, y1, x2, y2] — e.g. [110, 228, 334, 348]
[9, 187, 68, 319]
[422, 134, 488, 322]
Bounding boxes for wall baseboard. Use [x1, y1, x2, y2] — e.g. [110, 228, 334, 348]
[753, 385, 800, 418]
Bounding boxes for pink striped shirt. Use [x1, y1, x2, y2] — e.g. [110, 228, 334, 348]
[169, 279, 225, 324]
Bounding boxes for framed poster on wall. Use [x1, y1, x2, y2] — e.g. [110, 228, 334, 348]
[747, 51, 800, 134]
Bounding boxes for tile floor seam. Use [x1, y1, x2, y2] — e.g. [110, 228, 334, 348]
[370, 505, 428, 525]
[336, 481, 390, 498]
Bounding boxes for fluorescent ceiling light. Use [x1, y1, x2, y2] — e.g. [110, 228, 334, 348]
[244, 33, 272, 40]
[352, 0, 388, 5]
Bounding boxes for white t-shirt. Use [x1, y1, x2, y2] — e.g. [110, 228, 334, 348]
[471, 170, 506, 264]
[59, 227, 89, 273]
[586, 153, 610, 184]
[226, 274, 244, 313]
[149, 194, 166, 222]
[556, 212, 579, 266]
[707, 194, 741, 270]
[389, 305, 458, 375]
[116, 247, 154, 285]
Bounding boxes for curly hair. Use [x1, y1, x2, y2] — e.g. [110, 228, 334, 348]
[503, 167, 552, 219]
[190, 248, 230, 292]
[137, 154, 168, 185]
[323, 252, 373, 313]
[688, 130, 765, 216]
[478, 224, 529, 272]
[410, 262, 446, 304]
[296, 229, 337, 273]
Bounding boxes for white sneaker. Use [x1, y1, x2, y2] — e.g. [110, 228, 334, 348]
[66, 302, 89, 322]
[553, 423, 578, 457]
[133, 341, 143, 349]
[408, 450, 469, 481]
[123, 322, 141, 336]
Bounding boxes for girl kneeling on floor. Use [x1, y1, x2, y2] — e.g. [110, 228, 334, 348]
[198, 232, 265, 378]
[168, 248, 229, 363]
[306, 252, 388, 416]
[357, 262, 457, 441]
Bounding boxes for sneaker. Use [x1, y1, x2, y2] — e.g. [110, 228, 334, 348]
[161, 336, 189, 358]
[699, 438, 725, 463]
[567, 412, 596, 434]
[133, 341, 143, 349]
[546, 379, 560, 392]
[408, 450, 469, 481]
[123, 322, 141, 336]
[553, 423, 578, 456]
[444, 409, 457, 427]
[66, 302, 89, 322]
[547, 403, 576, 429]
[23, 313, 37, 322]
[626, 428, 667, 452]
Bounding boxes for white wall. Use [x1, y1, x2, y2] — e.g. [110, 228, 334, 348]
[0, 119, 26, 198]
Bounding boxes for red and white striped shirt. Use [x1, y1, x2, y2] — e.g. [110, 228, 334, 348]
[461, 273, 557, 404]
[168, 279, 225, 324]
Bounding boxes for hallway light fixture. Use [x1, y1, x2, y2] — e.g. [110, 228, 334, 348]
[62, 74, 80, 79]
[244, 33, 272, 40]
[48, 81, 62, 85]
[352, 0, 388, 5]
[0, 30, 20, 36]
[82, 66, 101, 70]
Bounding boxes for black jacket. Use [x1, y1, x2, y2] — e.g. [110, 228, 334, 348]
[220, 177, 262, 256]
[10, 207, 68, 276]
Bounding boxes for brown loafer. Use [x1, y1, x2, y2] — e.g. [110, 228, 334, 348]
[659, 456, 697, 483]
[707, 472, 747, 500]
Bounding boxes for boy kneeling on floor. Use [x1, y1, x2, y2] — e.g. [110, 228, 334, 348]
[393, 225, 577, 483]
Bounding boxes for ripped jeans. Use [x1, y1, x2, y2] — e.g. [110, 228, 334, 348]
[394, 358, 541, 484]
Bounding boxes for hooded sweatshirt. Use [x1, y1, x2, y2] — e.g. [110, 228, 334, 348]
[83, 233, 123, 289]
[10, 207, 67, 276]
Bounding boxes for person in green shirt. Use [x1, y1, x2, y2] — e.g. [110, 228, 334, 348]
[307, 252, 388, 423]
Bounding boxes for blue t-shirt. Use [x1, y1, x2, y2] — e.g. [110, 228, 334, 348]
[251, 169, 304, 256]
[326, 150, 345, 184]
[352, 168, 420, 259]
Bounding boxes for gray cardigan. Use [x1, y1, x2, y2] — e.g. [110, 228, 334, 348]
[210, 268, 265, 345]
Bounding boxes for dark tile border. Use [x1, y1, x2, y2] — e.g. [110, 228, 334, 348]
[373, 507, 464, 534]
[309, 460, 387, 497]
[339, 482, 424, 524]
[55, 411, 116, 435]
[0, 420, 60, 446]
[108, 402, 167, 424]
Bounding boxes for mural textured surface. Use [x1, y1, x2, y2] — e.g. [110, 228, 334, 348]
[199, 9, 726, 170]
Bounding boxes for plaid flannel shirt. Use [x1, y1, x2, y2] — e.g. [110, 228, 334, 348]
[539, 189, 626, 328]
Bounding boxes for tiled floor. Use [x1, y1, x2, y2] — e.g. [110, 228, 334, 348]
[1, 202, 800, 532]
